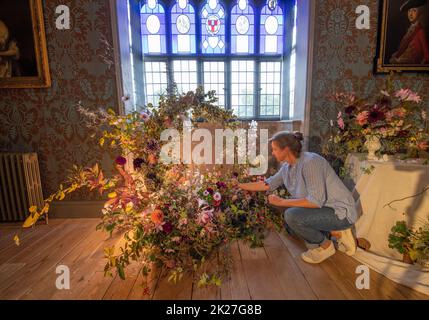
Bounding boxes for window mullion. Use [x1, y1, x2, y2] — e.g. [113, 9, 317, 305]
[254, 59, 260, 119]
[226, 59, 231, 111]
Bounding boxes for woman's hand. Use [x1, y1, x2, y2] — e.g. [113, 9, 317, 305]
[267, 194, 287, 207]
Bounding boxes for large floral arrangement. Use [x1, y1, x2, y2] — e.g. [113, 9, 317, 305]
[15, 88, 284, 293]
[324, 80, 428, 161]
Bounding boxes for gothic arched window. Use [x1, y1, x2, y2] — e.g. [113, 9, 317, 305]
[140, 0, 167, 54]
[201, 0, 226, 54]
[171, 0, 196, 54]
[260, 0, 283, 54]
[231, 0, 255, 54]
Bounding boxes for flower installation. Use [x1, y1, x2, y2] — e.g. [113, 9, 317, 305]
[15, 88, 284, 294]
[323, 79, 429, 162]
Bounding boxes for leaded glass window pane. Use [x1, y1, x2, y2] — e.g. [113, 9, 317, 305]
[231, 60, 254, 117]
[144, 61, 168, 106]
[173, 60, 198, 94]
[231, 0, 255, 54]
[260, 61, 282, 116]
[141, 0, 167, 54]
[203, 61, 225, 107]
[171, 0, 196, 54]
[201, 0, 226, 54]
[260, 0, 283, 54]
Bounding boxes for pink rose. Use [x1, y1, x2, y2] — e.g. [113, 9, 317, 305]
[356, 111, 369, 126]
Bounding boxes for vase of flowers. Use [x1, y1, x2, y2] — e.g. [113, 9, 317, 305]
[323, 80, 429, 163]
[364, 135, 381, 160]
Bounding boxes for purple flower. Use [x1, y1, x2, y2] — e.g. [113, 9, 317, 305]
[368, 110, 385, 123]
[232, 172, 239, 178]
[206, 187, 214, 195]
[216, 181, 227, 188]
[162, 222, 173, 234]
[146, 139, 159, 152]
[115, 156, 127, 166]
[345, 105, 356, 115]
[133, 158, 144, 169]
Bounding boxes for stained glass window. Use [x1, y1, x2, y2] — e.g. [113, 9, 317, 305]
[203, 61, 225, 107]
[171, 0, 196, 54]
[231, 60, 254, 118]
[135, 0, 296, 119]
[141, 0, 166, 54]
[260, 0, 283, 54]
[231, 0, 254, 54]
[173, 60, 198, 94]
[201, 0, 226, 54]
[144, 61, 168, 106]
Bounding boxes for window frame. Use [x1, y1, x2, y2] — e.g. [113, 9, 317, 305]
[130, 0, 296, 121]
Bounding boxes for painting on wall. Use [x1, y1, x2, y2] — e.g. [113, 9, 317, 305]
[0, 0, 51, 88]
[375, 0, 429, 73]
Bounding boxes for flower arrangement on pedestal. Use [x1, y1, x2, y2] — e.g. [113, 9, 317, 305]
[15, 88, 284, 293]
[324, 80, 428, 161]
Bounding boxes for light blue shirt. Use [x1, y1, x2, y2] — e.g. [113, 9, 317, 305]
[265, 152, 358, 224]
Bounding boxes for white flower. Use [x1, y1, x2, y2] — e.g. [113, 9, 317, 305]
[198, 198, 208, 207]
[213, 192, 222, 201]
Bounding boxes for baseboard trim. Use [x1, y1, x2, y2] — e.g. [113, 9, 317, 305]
[50, 201, 105, 218]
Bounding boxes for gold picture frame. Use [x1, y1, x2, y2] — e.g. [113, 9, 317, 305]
[375, 0, 429, 73]
[0, 0, 51, 88]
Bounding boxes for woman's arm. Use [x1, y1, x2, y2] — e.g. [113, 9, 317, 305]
[238, 181, 270, 192]
[267, 195, 320, 208]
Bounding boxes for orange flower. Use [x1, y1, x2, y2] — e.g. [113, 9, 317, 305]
[151, 209, 164, 225]
[148, 154, 157, 165]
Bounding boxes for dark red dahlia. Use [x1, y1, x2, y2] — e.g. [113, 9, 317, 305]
[368, 110, 385, 123]
[133, 158, 145, 169]
[216, 181, 227, 188]
[345, 105, 357, 115]
[115, 156, 127, 166]
[162, 222, 173, 234]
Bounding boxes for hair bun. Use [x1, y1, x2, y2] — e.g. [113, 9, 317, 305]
[293, 132, 304, 142]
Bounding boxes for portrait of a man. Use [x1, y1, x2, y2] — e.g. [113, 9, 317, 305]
[0, 0, 51, 88]
[390, 0, 429, 64]
[376, 0, 429, 72]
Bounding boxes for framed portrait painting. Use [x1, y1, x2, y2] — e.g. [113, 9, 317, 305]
[375, 0, 429, 73]
[0, 0, 51, 88]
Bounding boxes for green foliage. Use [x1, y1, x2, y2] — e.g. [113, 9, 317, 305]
[388, 219, 429, 265]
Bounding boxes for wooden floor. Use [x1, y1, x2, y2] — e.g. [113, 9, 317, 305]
[0, 218, 427, 300]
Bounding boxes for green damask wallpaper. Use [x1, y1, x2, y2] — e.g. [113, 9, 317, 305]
[0, 0, 119, 200]
[308, 0, 429, 152]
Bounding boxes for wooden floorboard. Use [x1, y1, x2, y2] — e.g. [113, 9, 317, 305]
[0, 219, 428, 300]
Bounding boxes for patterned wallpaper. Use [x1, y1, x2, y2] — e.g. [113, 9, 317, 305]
[0, 0, 119, 200]
[308, 0, 429, 152]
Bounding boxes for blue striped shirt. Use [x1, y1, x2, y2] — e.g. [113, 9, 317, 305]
[265, 152, 358, 223]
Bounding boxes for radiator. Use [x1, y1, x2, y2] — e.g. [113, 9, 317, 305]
[0, 153, 44, 222]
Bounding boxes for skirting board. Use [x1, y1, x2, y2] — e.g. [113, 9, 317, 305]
[50, 201, 105, 218]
